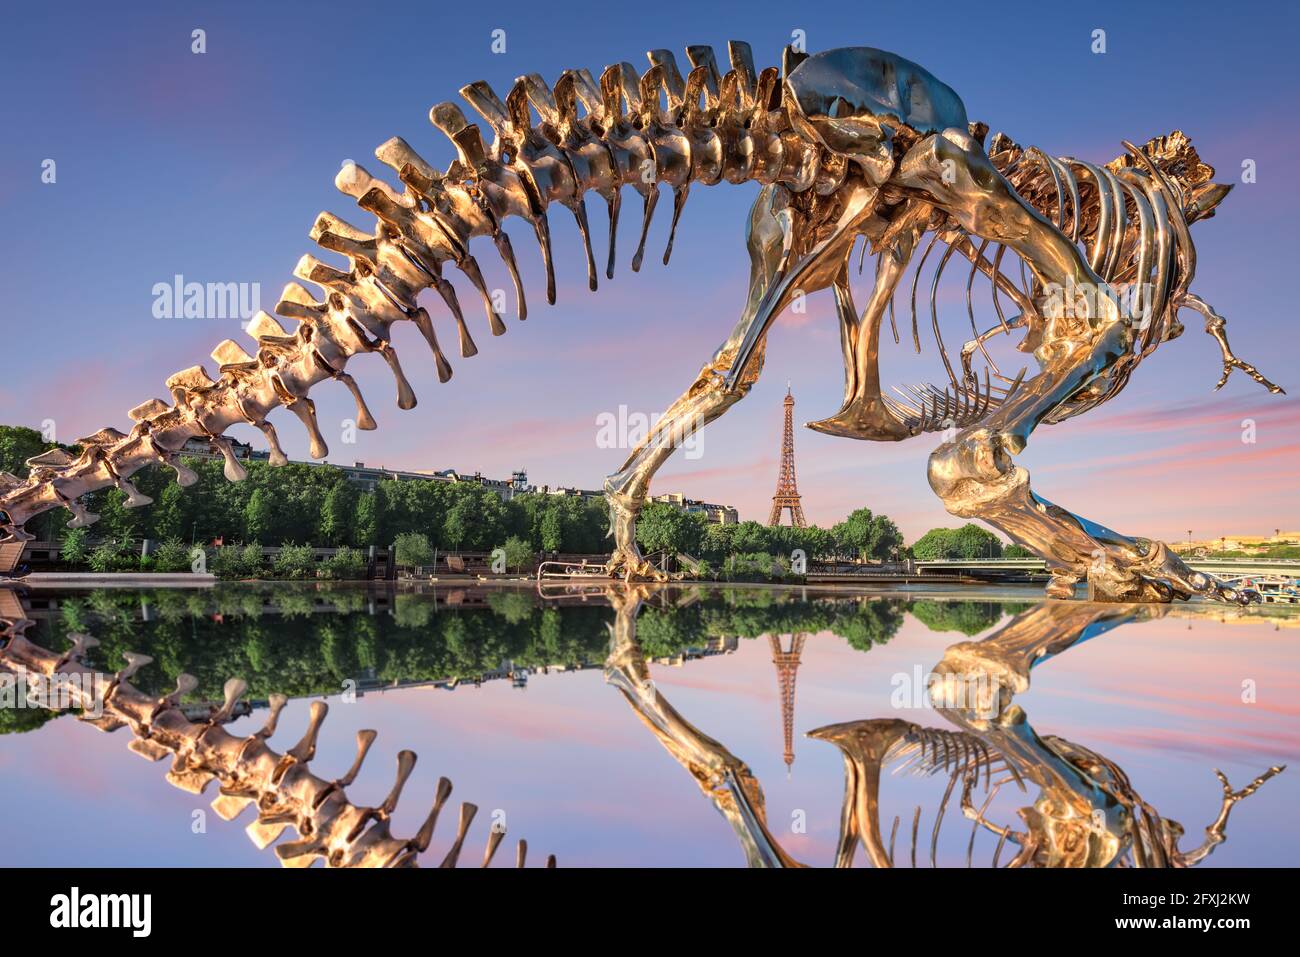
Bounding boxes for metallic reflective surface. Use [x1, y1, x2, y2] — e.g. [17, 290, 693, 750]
[0, 45, 1284, 604]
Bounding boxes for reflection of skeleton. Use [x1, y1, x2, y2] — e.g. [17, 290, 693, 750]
[605, 588, 1283, 866]
[0, 604, 552, 868]
[0, 45, 1281, 603]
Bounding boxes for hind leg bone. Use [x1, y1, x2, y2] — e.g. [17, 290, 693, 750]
[603, 185, 792, 581]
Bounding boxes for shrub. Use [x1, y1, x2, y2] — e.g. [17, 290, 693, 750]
[210, 543, 265, 579]
[501, 536, 534, 572]
[273, 542, 317, 580]
[59, 527, 90, 566]
[721, 552, 801, 583]
[151, 538, 193, 572]
[322, 546, 365, 580]
[87, 537, 136, 573]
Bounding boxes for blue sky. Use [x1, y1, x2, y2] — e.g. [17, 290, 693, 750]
[2, 0, 1297, 541]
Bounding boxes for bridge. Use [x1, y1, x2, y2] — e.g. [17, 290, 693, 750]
[912, 557, 1300, 579]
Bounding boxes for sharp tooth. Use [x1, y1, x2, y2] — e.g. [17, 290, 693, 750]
[409, 306, 454, 382]
[493, 230, 527, 321]
[335, 371, 377, 429]
[454, 254, 507, 336]
[663, 185, 689, 265]
[570, 197, 598, 291]
[376, 341, 417, 409]
[631, 187, 661, 273]
[283, 396, 329, 459]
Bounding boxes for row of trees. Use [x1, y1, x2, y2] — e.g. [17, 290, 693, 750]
[3, 423, 1032, 564]
[635, 504, 904, 563]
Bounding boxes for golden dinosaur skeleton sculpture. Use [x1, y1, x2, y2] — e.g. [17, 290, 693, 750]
[0, 43, 1283, 603]
[0, 603, 554, 868]
[603, 585, 1283, 867]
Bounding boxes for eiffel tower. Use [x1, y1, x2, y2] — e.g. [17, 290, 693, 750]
[768, 633, 806, 772]
[767, 385, 807, 527]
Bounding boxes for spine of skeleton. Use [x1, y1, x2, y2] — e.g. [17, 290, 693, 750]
[0, 42, 824, 543]
[0, 612, 551, 867]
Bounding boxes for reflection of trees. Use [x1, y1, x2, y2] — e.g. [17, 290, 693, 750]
[30, 587, 615, 703]
[22, 587, 1022, 712]
[907, 600, 1004, 636]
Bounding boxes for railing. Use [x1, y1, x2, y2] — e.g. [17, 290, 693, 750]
[536, 559, 609, 582]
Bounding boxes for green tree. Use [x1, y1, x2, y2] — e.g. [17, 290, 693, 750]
[635, 503, 705, 556]
[953, 523, 1002, 559]
[442, 498, 473, 551]
[0, 424, 60, 477]
[539, 507, 563, 552]
[354, 491, 382, 545]
[319, 482, 357, 545]
[244, 488, 273, 543]
[910, 523, 1003, 560]
[501, 535, 534, 571]
[832, 508, 903, 560]
[151, 480, 191, 542]
[394, 531, 433, 567]
[911, 527, 956, 559]
[59, 527, 90, 566]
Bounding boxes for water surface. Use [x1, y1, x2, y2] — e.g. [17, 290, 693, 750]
[1, 582, 1294, 867]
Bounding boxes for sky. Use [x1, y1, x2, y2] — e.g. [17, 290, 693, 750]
[1, 0, 1297, 544]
